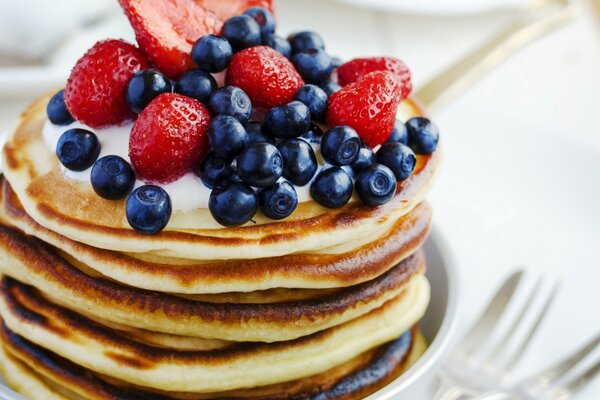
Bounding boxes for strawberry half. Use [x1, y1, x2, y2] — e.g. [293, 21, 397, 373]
[327, 71, 401, 148]
[337, 57, 412, 100]
[129, 93, 211, 183]
[195, 0, 274, 21]
[64, 39, 150, 128]
[226, 46, 304, 109]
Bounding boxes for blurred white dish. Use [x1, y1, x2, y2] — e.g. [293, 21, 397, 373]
[331, 0, 525, 15]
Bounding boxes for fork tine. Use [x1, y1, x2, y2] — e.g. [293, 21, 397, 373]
[562, 357, 600, 394]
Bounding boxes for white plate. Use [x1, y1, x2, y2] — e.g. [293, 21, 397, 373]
[330, 0, 526, 15]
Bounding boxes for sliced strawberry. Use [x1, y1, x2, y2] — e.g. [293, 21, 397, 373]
[196, 0, 274, 21]
[226, 46, 304, 109]
[337, 57, 412, 100]
[64, 39, 150, 128]
[327, 71, 401, 148]
[129, 93, 211, 183]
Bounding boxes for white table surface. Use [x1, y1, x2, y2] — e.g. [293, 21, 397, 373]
[0, 0, 599, 398]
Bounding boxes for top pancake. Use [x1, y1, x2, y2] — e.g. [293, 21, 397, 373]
[2, 94, 440, 260]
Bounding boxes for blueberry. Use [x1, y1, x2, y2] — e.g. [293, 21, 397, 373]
[321, 126, 361, 166]
[292, 49, 334, 84]
[293, 84, 328, 121]
[406, 117, 439, 154]
[196, 152, 232, 189]
[320, 81, 342, 97]
[126, 69, 172, 114]
[221, 15, 261, 52]
[46, 90, 74, 125]
[90, 156, 135, 200]
[288, 31, 325, 54]
[237, 142, 283, 188]
[310, 167, 353, 208]
[209, 182, 258, 226]
[265, 101, 311, 139]
[245, 121, 272, 144]
[351, 144, 375, 173]
[386, 120, 409, 144]
[301, 123, 323, 144]
[208, 86, 252, 123]
[126, 185, 172, 235]
[259, 181, 298, 220]
[208, 115, 249, 159]
[56, 128, 101, 171]
[175, 69, 217, 103]
[331, 56, 343, 68]
[355, 164, 396, 206]
[277, 139, 318, 186]
[376, 142, 416, 181]
[262, 34, 292, 59]
[243, 7, 275, 37]
[191, 34, 233, 73]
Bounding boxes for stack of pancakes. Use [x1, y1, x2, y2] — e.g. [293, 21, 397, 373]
[0, 95, 440, 400]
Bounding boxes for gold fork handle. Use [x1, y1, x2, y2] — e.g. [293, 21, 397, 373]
[415, 0, 578, 115]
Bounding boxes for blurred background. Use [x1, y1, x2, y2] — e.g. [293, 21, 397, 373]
[0, 0, 598, 397]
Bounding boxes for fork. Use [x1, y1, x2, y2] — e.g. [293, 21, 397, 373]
[433, 270, 560, 400]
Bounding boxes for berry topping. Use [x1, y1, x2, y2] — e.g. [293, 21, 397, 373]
[237, 142, 283, 187]
[226, 46, 304, 109]
[327, 71, 401, 148]
[355, 164, 396, 206]
[209, 182, 258, 226]
[208, 115, 249, 159]
[191, 34, 233, 73]
[245, 121, 272, 144]
[351, 144, 375, 173]
[265, 101, 311, 139]
[262, 34, 292, 59]
[90, 155, 136, 200]
[208, 86, 252, 123]
[310, 167, 353, 209]
[221, 15, 261, 52]
[243, 7, 275, 37]
[288, 31, 325, 54]
[196, 152, 233, 189]
[406, 117, 440, 154]
[386, 119, 408, 144]
[259, 181, 298, 220]
[301, 123, 323, 144]
[320, 81, 341, 97]
[126, 69, 172, 114]
[337, 57, 412, 99]
[277, 138, 318, 186]
[64, 39, 150, 128]
[47, 90, 74, 125]
[126, 185, 172, 235]
[129, 93, 211, 183]
[292, 49, 334, 84]
[56, 129, 101, 171]
[320, 126, 361, 166]
[376, 142, 416, 182]
[118, 0, 222, 79]
[293, 84, 328, 122]
[331, 56, 343, 68]
[175, 69, 218, 103]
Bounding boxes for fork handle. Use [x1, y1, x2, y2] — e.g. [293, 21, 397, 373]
[433, 375, 479, 400]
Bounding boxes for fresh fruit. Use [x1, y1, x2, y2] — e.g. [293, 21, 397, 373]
[129, 93, 211, 183]
[191, 0, 274, 21]
[209, 182, 258, 226]
[331, 56, 343, 68]
[262, 34, 292, 59]
[301, 123, 323, 144]
[221, 15, 261, 52]
[355, 164, 396, 206]
[310, 167, 353, 208]
[277, 139, 318, 186]
[64, 39, 150, 128]
[406, 117, 439, 154]
[175, 69, 217, 103]
[327, 71, 401, 148]
[337, 57, 412, 99]
[351, 144, 375, 173]
[293, 84, 328, 121]
[265, 101, 311, 139]
[226, 46, 304, 109]
[208, 86, 252, 123]
[320, 126, 361, 166]
[376, 142, 416, 181]
[245, 122, 272, 144]
[191, 34, 233, 73]
[118, 0, 222, 79]
[243, 7, 275, 37]
[259, 181, 298, 220]
[56, 129, 101, 171]
[90, 155, 136, 200]
[292, 49, 333, 84]
[208, 115, 249, 159]
[46, 90, 74, 125]
[126, 69, 172, 114]
[126, 185, 172, 234]
[237, 142, 283, 187]
[196, 152, 233, 189]
[288, 31, 325, 54]
[320, 81, 341, 97]
[386, 120, 408, 144]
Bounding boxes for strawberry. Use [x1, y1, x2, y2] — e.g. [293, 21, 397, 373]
[327, 71, 401, 148]
[64, 39, 150, 128]
[195, 0, 274, 21]
[226, 46, 304, 109]
[129, 93, 211, 183]
[337, 57, 412, 100]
